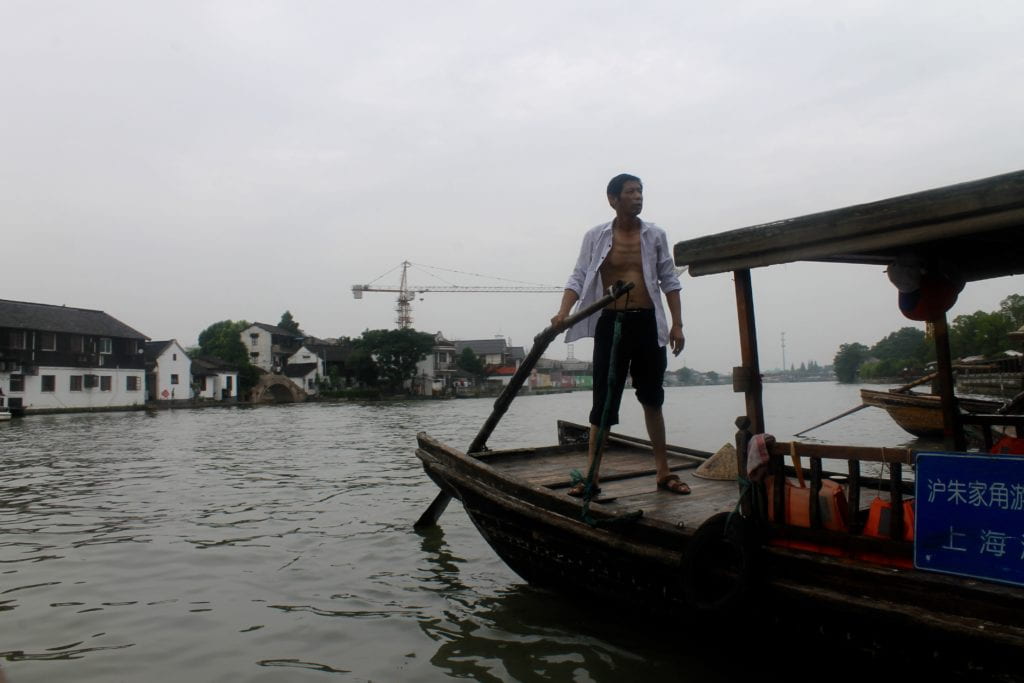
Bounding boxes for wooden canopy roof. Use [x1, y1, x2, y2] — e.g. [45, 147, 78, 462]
[674, 169, 1024, 283]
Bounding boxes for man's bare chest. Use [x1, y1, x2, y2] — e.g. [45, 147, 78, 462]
[602, 236, 643, 271]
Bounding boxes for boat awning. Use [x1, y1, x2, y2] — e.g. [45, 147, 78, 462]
[673, 169, 1024, 282]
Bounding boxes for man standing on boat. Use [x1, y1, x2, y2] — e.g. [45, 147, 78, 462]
[551, 173, 688, 497]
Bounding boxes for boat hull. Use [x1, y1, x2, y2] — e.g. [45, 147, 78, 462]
[459, 476, 689, 612]
[860, 389, 1002, 438]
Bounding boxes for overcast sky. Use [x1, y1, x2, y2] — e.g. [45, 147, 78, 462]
[4, 1, 1023, 373]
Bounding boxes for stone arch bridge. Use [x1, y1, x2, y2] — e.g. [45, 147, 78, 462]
[250, 374, 307, 404]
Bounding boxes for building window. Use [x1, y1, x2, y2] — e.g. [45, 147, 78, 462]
[39, 332, 56, 351]
[9, 375, 24, 392]
[70, 335, 84, 353]
[101, 376, 111, 391]
[99, 338, 112, 354]
[9, 331, 27, 349]
[250, 333, 259, 347]
[308, 378, 315, 389]
[84, 374, 98, 389]
[41, 375, 56, 392]
[225, 376, 233, 390]
[126, 376, 140, 391]
[171, 374, 179, 385]
[250, 352, 259, 361]
[70, 376, 83, 391]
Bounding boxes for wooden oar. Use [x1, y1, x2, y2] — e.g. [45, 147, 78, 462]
[792, 372, 938, 437]
[414, 281, 636, 530]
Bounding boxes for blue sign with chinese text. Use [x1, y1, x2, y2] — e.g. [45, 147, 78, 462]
[915, 451, 1024, 587]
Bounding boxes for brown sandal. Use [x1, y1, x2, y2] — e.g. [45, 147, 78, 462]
[657, 474, 691, 495]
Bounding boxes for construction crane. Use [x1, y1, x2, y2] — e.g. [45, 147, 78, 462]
[352, 261, 564, 329]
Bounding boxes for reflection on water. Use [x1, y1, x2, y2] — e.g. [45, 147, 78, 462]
[416, 526, 728, 683]
[0, 384, 932, 682]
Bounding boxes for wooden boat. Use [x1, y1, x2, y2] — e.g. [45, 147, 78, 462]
[416, 170, 1024, 676]
[859, 388, 1004, 438]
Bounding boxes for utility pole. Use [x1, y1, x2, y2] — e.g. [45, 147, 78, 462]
[781, 331, 787, 374]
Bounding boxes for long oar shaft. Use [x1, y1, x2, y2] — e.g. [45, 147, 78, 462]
[793, 372, 939, 437]
[792, 403, 869, 437]
[414, 282, 635, 530]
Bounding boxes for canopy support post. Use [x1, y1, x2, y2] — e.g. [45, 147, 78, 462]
[733, 268, 765, 434]
[932, 314, 965, 451]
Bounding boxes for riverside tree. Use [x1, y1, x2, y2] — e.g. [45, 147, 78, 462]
[356, 328, 435, 392]
[833, 342, 869, 383]
[950, 310, 1016, 358]
[197, 320, 251, 367]
[195, 319, 262, 392]
[456, 347, 486, 383]
[278, 310, 301, 334]
[832, 292, 1022, 382]
[1000, 294, 1024, 328]
[858, 327, 930, 380]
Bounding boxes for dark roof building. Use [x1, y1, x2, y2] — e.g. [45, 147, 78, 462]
[455, 339, 509, 356]
[0, 299, 147, 339]
[191, 355, 238, 375]
[284, 363, 318, 378]
[252, 322, 303, 337]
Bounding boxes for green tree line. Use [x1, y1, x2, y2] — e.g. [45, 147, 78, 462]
[833, 293, 1024, 383]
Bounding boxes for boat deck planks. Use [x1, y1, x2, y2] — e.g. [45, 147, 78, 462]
[489, 443, 737, 529]
[498, 445, 693, 486]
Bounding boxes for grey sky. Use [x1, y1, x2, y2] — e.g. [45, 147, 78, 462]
[4, 1, 1022, 373]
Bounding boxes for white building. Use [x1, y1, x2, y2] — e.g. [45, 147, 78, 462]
[0, 299, 148, 414]
[414, 332, 457, 396]
[283, 345, 324, 395]
[145, 340, 192, 403]
[190, 356, 238, 401]
[240, 322, 302, 373]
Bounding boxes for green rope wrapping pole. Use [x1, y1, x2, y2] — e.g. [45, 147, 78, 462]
[577, 310, 625, 526]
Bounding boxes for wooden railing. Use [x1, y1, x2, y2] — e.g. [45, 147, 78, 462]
[736, 409, 1024, 550]
[734, 416, 914, 543]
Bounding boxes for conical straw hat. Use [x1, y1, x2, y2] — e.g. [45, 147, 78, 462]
[694, 442, 738, 480]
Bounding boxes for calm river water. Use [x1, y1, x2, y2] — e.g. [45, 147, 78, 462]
[1, 383, 924, 682]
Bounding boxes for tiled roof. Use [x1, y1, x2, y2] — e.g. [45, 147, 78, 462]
[284, 362, 318, 378]
[191, 355, 237, 374]
[0, 299, 148, 339]
[302, 341, 353, 362]
[144, 340, 175, 363]
[455, 339, 507, 355]
[251, 322, 302, 337]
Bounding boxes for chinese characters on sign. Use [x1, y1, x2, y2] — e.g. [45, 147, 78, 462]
[915, 452, 1024, 587]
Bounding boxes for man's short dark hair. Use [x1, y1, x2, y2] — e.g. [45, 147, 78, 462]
[607, 173, 642, 198]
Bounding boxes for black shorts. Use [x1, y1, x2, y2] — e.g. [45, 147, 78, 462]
[589, 308, 667, 427]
